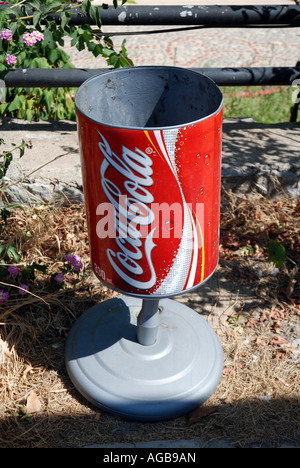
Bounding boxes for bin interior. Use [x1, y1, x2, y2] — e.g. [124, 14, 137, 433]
[76, 67, 222, 129]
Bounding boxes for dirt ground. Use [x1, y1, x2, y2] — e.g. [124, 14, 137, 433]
[0, 189, 299, 448]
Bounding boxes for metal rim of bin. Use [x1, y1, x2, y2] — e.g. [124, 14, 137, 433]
[74, 65, 224, 131]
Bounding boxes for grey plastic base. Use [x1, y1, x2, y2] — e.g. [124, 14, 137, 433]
[65, 296, 224, 421]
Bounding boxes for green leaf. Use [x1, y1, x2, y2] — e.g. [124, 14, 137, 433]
[43, 27, 56, 48]
[60, 11, 71, 31]
[47, 48, 58, 64]
[27, 0, 42, 11]
[81, 0, 91, 15]
[88, 42, 103, 57]
[8, 94, 24, 112]
[102, 47, 114, 57]
[0, 244, 21, 263]
[42, 89, 53, 113]
[70, 30, 79, 47]
[58, 48, 72, 64]
[0, 208, 11, 225]
[18, 140, 29, 158]
[107, 53, 120, 67]
[0, 102, 9, 117]
[76, 35, 85, 52]
[0, 7, 19, 21]
[56, 103, 65, 120]
[91, 5, 102, 28]
[268, 241, 287, 268]
[26, 262, 48, 277]
[0, 139, 29, 177]
[33, 10, 42, 28]
[25, 108, 34, 122]
[29, 57, 50, 69]
[7, 245, 21, 263]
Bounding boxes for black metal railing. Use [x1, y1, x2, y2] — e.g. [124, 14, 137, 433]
[3, 5, 300, 95]
[5, 66, 300, 88]
[35, 4, 300, 27]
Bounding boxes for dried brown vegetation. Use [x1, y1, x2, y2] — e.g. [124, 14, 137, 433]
[0, 190, 299, 448]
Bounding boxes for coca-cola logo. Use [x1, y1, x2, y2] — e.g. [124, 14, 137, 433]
[97, 131, 157, 290]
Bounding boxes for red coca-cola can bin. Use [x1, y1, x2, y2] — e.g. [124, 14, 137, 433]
[75, 66, 223, 298]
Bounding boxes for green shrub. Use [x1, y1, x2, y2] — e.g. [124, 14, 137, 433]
[0, 0, 132, 120]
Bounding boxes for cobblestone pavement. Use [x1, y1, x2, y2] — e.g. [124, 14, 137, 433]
[64, 1, 300, 71]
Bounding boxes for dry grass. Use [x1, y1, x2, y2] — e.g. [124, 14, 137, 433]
[0, 191, 299, 448]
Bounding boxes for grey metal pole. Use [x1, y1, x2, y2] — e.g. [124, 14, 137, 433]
[137, 299, 160, 346]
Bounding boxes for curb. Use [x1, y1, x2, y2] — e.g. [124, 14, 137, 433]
[1, 118, 299, 206]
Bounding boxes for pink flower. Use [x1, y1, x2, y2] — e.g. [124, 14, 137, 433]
[0, 29, 13, 41]
[54, 273, 65, 283]
[6, 54, 17, 66]
[23, 31, 44, 47]
[8, 265, 19, 276]
[18, 284, 29, 295]
[23, 32, 37, 47]
[31, 30, 44, 42]
[0, 290, 9, 302]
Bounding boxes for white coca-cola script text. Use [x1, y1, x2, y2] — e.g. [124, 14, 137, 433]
[97, 131, 157, 290]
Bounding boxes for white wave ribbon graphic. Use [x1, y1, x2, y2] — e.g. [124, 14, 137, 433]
[150, 129, 199, 294]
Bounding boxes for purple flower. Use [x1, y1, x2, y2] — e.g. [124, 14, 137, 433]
[6, 54, 17, 66]
[73, 262, 83, 271]
[72, 256, 83, 271]
[18, 284, 29, 296]
[8, 265, 19, 276]
[66, 254, 83, 271]
[54, 272, 65, 283]
[65, 254, 74, 263]
[0, 29, 13, 41]
[0, 290, 9, 302]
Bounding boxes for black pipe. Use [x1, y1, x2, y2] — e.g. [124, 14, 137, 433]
[4, 67, 300, 88]
[4, 5, 300, 27]
[45, 5, 300, 27]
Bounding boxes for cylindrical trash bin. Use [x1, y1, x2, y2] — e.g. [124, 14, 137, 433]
[66, 67, 224, 421]
[75, 66, 223, 298]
